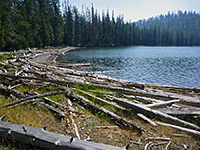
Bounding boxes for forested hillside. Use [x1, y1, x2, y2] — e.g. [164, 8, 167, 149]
[136, 11, 200, 46]
[0, 0, 200, 51]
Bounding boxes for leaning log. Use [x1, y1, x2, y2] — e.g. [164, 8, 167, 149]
[146, 99, 180, 108]
[156, 121, 200, 136]
[73, 88, 126, 110]
[1, 73, 199, 103]
[38, 102, 65, 119]
[0, 84, 25, 98]
[67, 91, 142, 132]
[111, 97, 200, 131]
[0, 120, 124, 150]
[0, 91, 67, 109]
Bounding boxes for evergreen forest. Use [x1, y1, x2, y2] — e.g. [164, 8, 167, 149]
[0, 0, 200, 51]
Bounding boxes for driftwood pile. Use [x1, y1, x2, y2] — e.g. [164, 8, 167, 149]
[0, 48, 200, 149]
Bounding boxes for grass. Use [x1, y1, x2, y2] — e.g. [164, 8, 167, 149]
[0, 79, 200, 149]
[0, 53, 14, 62]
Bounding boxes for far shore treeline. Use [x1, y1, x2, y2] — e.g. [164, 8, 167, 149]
[0, 0, 200, 51]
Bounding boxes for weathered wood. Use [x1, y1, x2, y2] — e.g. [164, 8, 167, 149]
[67, 91, 142, 132]
[111, 97, 200, 131]
[129, 140, 142, 145]
[43, 97, 67, 109]
[146, 99, 180, 108]
[57, 63, 91, 68]
[74, 88, 126, 110]
[145, 137, 170, 141]
[137, 113, 157, 126]
[144, 142, 152, 150]
[156, 122, 200, 136]
[0, 91, 67, 109]
[38, 102, 65, 119]
[1, 73, 199, 104]
[67, 98, 80, 139]
[165, 141, 171, 150]
[0, 84, 25, 98]
[8, 99, 40, 108]
[95, 126, 119, 129]
[0, 120, 124, 150]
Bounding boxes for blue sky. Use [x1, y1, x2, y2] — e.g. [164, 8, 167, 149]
[63, 0, 200, 21]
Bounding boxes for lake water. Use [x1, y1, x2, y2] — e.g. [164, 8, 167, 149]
[57, 47, 200, 88]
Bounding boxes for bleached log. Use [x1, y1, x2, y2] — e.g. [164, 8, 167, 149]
[8, 99, 41, 108]
[58, 63, 91, 68]
[111, 97, 200, 131]
[149, 142, 168, 149]
[95, 126, 118, 129]
[67, 91, 142, 132]
[137, 113, 157, 126]
[145, 137, 170, 141]
[146, 99, 180, 108]
[144, 142, 152, 150]
[0, 120, 124, 150]
[0, 84, 25, 98]
[130, 140, 142, 145]
[180, 99, 200, 106]
[0, 91, 67, 109]
[165, 141, 171, 150]
[43, 97, 67, 109]
[38, 102, 65, 119]
[67, 98, 80, 139]
[73, 88, 126, 110]
[156, 121, 200, 136]
[0, 73, 84, 86]
[1, 73, 199, 104]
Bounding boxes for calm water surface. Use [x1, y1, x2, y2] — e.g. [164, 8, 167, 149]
[57, 47, 200, 88]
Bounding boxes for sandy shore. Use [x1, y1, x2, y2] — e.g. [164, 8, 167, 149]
[29, 47, 79, 64]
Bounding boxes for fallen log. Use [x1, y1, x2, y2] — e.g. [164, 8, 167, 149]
[0, 91, 67, 109]
[0, 120, 124, 150]
[67, 91, 142, 132]
[111, 97, 200, 131]
[0, 84, 25, 98]
[67, 98, 80, 139]
[144, 137, 170, 141]
[57, 63, 91, 68]
[73, 88, 126, 110]
[156, 122, 200, 136]
[137, 113, 157, 126]
[38, 102, 65, 119]
[95, 126, 119, 129]
[146, 99, 180, 108]
[1, 73, 199, 103]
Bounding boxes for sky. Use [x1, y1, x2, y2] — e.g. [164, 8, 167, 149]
[63, 0, 200, 22]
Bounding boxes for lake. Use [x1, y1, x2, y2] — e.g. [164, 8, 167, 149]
[57, 47, 200, 88]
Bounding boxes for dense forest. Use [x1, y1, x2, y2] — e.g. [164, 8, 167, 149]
[0, 0, 200, 51]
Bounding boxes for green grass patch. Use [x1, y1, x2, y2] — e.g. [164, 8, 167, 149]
[36, 86, 62, 94]
[0, 53, 15, 62]
[46, 94, 66, 104]
[0, 94, 11, 105]
[7, 68, 15, 73]
[15, 85, 36, 93]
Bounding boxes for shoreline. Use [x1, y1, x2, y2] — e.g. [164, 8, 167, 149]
[1, 46, 200, 149]
[27, 46, 200, 95]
